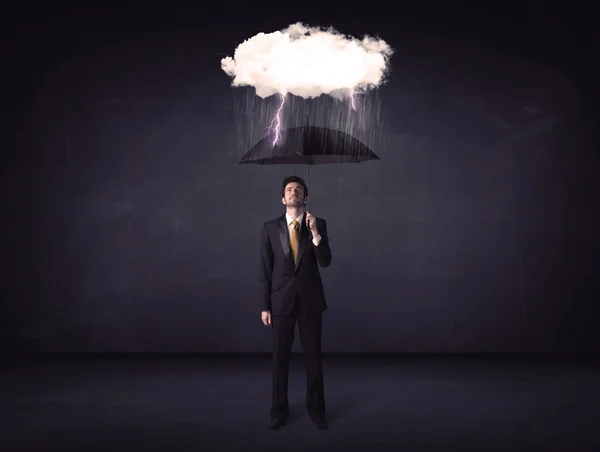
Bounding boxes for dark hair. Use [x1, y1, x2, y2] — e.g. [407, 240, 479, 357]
[281, 175, 308, 197]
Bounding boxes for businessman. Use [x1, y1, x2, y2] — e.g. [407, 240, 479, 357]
[259, 175, 332, 431]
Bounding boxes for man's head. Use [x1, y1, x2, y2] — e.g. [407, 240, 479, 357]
[281, 175, 308, 209]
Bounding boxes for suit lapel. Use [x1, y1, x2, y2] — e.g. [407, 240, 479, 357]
[278, 215, 293, 265]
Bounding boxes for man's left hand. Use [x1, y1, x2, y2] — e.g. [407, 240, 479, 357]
[306, 212, 318, 233]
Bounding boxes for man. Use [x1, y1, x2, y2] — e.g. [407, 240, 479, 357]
[259, 175, 332, 431]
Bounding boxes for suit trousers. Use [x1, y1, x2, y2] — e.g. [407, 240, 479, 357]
[270, 300, 326, 420]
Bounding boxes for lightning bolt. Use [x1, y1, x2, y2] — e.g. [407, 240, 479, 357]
[266, 90, 357, 146]
[349, 90, 357, 111]
[267, 93, 286, 146]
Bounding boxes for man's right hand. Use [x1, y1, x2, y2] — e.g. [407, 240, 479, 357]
[261, 310, 272, 326]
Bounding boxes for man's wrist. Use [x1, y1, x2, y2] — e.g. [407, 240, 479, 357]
[311, 232, 322, 246]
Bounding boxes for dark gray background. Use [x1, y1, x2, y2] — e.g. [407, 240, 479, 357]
[3, 4, 598, 352]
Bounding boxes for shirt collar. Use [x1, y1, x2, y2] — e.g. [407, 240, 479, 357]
[286, 212, 304, 226]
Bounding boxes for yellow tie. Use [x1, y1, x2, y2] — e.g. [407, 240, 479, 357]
[290, 219, 299, 262]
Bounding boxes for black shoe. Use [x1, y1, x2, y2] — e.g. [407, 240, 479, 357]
[311, 416, 328, 430]
[266, 417, 287, 431]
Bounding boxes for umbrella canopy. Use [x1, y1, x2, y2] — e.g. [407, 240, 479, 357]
[235, 125, 380, 165]
[235, 124, 380, 210]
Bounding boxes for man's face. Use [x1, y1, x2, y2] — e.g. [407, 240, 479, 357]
[282, 182, 306, 208]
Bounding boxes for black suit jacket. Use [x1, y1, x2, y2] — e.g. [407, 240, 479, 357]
[259, 213, 332, 316]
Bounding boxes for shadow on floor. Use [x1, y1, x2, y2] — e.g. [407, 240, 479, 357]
[286, 389, 372, 425]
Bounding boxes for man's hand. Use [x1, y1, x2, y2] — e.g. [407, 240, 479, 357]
[261, 310, 272, 326]
[305, 212, 318, 234]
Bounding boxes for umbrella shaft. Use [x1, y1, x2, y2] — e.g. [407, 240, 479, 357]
[306, 164, 311, 212]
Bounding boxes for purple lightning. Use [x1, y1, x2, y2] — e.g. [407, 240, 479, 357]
[267, 94, 286, 146]
[267, 90, 358, 145]
[350, 90, 357, 110]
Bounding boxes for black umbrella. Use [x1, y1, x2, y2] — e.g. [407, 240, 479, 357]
[235, 124, 380, 210]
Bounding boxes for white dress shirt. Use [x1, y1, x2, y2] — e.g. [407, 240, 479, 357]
[286, 212, 322, 246]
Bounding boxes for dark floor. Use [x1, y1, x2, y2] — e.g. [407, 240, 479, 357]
[2, 354, 599, 451]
